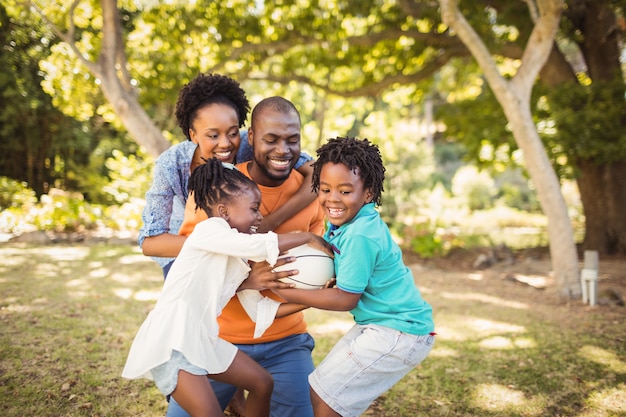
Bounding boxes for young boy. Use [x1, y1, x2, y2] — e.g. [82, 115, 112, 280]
[273, 136, 435, 417]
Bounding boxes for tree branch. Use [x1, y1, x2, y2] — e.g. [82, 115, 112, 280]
[29, 0, 100, 76]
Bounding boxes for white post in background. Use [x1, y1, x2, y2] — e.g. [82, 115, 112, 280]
[581, 250, 599, 306]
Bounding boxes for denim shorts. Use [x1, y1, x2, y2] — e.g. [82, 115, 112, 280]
[309, 324, 435, 417]
[152, 350, 208, 396]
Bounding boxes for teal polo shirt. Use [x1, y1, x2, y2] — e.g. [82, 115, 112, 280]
[324, 203, 434, 335]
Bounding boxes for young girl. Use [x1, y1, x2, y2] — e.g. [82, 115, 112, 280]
[273, 137, 435, 417]
[123, 158, 332, 417]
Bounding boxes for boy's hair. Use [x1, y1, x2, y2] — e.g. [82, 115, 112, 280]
[188, 158, 258, 215]
[175, 73, 250, 140]
[312, 136, 385, 206]
[250, 96, 300, 129]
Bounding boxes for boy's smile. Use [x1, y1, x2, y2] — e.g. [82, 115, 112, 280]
[318, 162, 373, 227]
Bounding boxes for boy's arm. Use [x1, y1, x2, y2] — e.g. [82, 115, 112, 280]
[273, 287, 361, 312]
[257, 161, 317, 233]
[276, 302, 309, 317]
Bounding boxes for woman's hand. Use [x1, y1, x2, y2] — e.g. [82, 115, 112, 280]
[239, 258, 298, 291]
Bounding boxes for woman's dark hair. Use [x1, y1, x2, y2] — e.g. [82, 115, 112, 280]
[175, 73, 250, 140]
[188, 158, 258, 215]
[312, 136, 385, 206]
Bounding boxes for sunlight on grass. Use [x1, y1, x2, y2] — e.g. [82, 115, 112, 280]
[134, 289, 160, 301]
[437, 315, 527, 342]
[588, 383, 626, 413]
[429, 346, 459, 357]
[39, 246, 90, 260]
[119, 254, 155, 264]
[439, 291, 529, 309]
[115, 288, 134, 299]
[579, 345, 626, 373]
[308, 319, 353, 335]
[479, 335, 538, 350]
[89, 267, 109, 278]
[472, 383, 545, 414]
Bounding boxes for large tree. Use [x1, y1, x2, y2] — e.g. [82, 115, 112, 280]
[25, 0, 624, 296]
[439, 0, 579, 297]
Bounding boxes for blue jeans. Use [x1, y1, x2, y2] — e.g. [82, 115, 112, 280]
[165, 333, 315, 417]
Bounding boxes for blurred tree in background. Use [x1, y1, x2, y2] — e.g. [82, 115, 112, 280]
[1, 0, 624, 262]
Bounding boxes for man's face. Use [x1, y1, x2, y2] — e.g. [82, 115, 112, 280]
[248, 108, 301, 186]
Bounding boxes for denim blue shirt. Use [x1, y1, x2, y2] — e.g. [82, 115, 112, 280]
[138, 131, 313, 268]
[324, 203, 434, 335]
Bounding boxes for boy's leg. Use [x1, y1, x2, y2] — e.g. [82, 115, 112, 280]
[310, 387, 340, 417]
[170, 371, 222, 417]
[309, 325, 434, 417]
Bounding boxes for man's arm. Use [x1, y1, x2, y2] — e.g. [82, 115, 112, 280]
[257, 161, 317, 233]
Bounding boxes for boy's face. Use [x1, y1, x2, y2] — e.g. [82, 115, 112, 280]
[248, 108, 301, 187]
[189, 103, 241, 164]
[318, 162, 373, 227]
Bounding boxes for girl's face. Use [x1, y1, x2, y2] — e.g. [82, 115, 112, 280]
[189, 103, 241, 164]
[219, 186, 263, 234]
[318, 162, 373, 227]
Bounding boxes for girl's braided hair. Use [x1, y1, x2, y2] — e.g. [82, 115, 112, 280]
[175, 73, 250, 140]
[312, 136, 385, 206]
[188, 158, 258, 216]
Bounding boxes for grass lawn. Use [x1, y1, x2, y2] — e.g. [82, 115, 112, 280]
[1, 242, 625, 416]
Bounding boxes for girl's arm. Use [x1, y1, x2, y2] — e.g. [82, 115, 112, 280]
[276, 231, 333, 257]
[257, 161, 317, 233]
[273, 287, 361, 312]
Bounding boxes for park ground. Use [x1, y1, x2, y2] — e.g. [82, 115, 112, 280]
[1, 236, 625, 416]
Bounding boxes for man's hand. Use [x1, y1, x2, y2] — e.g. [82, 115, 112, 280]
[239, 258, 298, 291]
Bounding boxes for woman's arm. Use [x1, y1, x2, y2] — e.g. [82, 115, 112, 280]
[141, 233, 187, 258]
[257, 161, 317, 233]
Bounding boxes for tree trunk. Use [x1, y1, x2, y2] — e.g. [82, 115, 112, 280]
[576, 160, 626, 254]
[543, 0, 626, 254]
[97, 0, 170, 158]
[440, 0, 581, 298]
[503, 95, 580, 297]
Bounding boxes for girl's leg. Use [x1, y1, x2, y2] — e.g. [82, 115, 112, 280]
[310, 388, 340, 417]
[211, 350, 273, 417]
[170, 370, 223, 417]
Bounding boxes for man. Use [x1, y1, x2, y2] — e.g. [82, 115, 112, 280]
[168, 96, 325, 417]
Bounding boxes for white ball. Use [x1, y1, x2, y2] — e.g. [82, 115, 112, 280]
[274, 244, 335, 289]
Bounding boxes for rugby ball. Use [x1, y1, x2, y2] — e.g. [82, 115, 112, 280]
[274, 244, 335, 289]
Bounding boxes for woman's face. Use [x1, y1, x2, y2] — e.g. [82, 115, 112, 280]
[189, 103, 241, 164]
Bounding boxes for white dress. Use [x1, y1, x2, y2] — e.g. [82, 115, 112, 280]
[122, 217, 279, 380]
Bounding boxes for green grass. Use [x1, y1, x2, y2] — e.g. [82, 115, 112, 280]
[1, 243, 625, 416]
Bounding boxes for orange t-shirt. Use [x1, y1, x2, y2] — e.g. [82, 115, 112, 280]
[178, 161, 325, 344]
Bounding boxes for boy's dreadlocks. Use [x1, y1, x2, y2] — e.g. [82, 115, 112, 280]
[312, 136, 385, 206]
